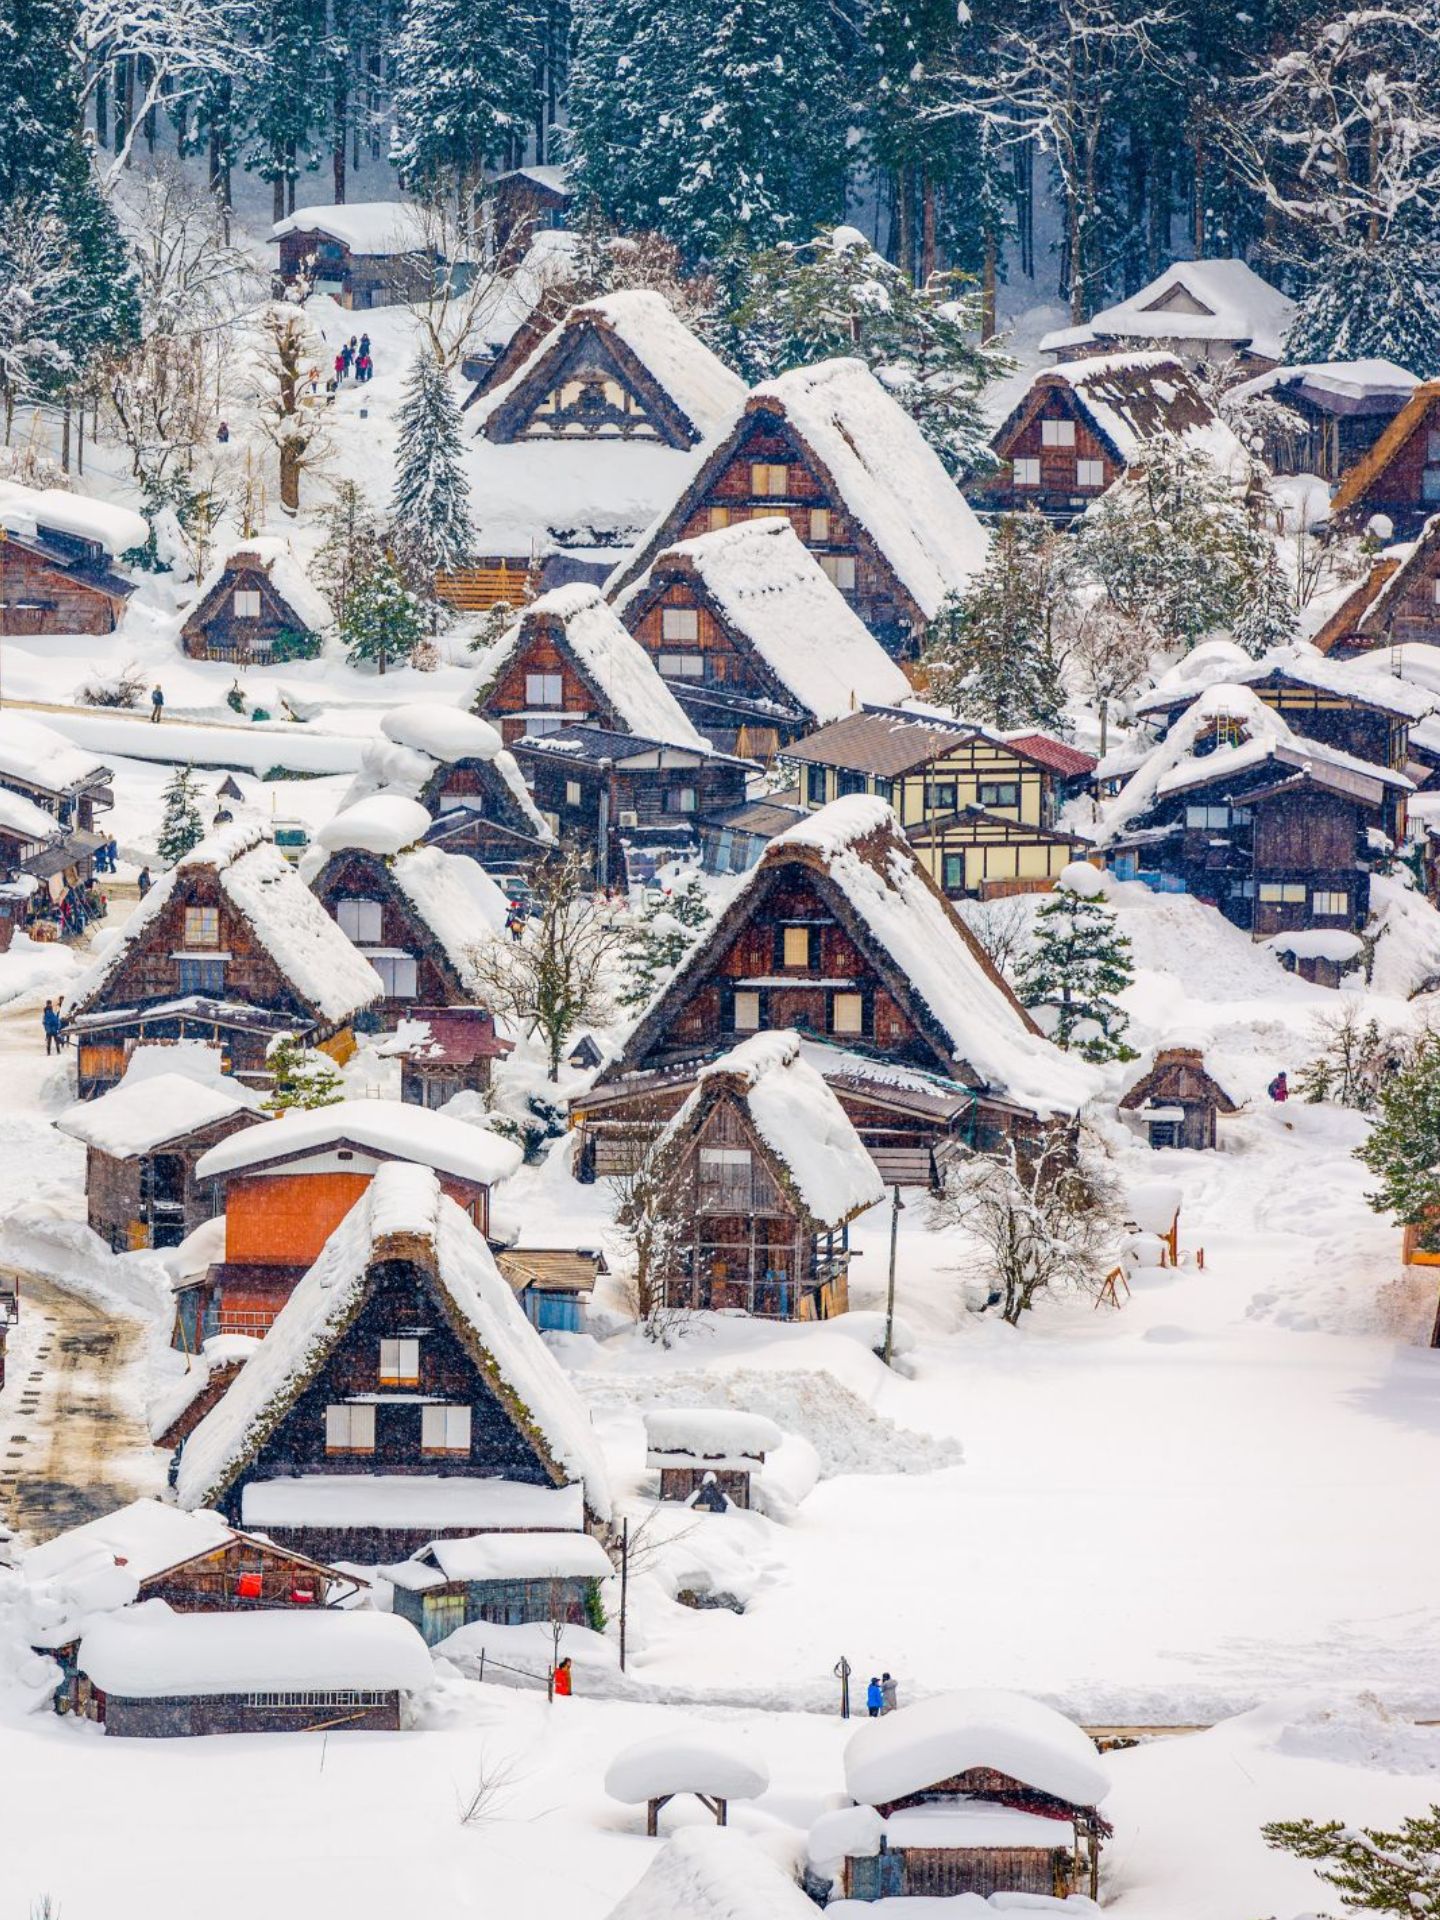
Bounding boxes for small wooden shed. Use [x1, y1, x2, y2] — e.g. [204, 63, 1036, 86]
[270, 202, 440, 308]
[387, 1529, 612, 1645]
[642, 1408, 782, 1511]
[388, 1005, 514, 1108]
[1118, 1047, 1240, 1151]
[181, 540, 329, 664]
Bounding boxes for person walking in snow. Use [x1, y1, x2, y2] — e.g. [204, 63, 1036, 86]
[866, 1676, 883, 1718]
[150, 683, 165, 725]
[107, 836, 119, 874]
[880, 1673, 897, 1714]
[1268, 1071, 1289, 1103]
[358, 331, 370, 361]
[334, 349, 346, 383]
[552, 1656, 573, 1698]
[136, 865, 152, 897]
[41, 1000, 61, 1056]
[357, 352, 372, 384]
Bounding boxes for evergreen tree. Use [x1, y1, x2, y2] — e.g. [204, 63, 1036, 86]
[341, 553, 428, 672]
[617, 877, 713, 1010]
[390, 349, 474, 580]
[312, 480, 384, 628]
[1356, 1031, 1440, 1234]
[921, 513, 1071, 730]
[238, 0, 332, 223]
[722, 228, 1010, 476]
[263, 1033, 345, 1110]
[391, 0, 541, 208]
[156, 766, 205, 866]
[1263, 1804, 1440, 1915]
[1015, 873, 1137, 1062]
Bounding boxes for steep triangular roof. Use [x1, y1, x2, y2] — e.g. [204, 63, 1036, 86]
[475, 583, 707, 748]
[339, 704, 552, 846]
[1041, 258, 1295, 361]
[1330, 382, 1440, 516]
[181, 537, 330, 641]
[69, 825, 384, 1028]
[991, 353, 1246, 472]
[175, 1161, 610, 1519]
[1311, 519, 1440, 654]
[616, 797, 1096, 1118]
[1119, 1046, 1240, 1115]
[476, 291, 745, 448]
[613, 516, 911, 725]
[609, 358, 989, 624]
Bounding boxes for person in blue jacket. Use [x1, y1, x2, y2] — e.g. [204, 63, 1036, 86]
[866, 1676, 883, 1717]
[42, 1000, 62, 1055]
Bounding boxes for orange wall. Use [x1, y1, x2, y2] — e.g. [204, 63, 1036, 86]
[226, 1172, 371, 1265]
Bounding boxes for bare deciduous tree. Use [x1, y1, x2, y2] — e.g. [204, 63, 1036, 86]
[955, 896, 1032, 980]
[251, 305, 331, 513]
[609, 1142, 695, 1343]
[932, 1126, 1123, 1324]
[0, 204, 79, 444]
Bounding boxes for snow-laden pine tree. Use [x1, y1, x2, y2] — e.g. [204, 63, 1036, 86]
[341, 554, 428, 672]
[156, 766, 205, 865]
[1357, 1032, 1440, 1238]
[921, 513, 1071, 730]
[263, 1034, 345, 1111]
[238, 0, 332, 223]
[391, 0, 541, 210]
[390, 349, 474, 580]
[723, 229, 1010, 477]
[618, 878, 713, 1010]
[1015, 869, 1137, 1062]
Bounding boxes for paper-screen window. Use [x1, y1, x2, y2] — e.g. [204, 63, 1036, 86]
[422, 1405, 471, 1453]
[325, 1404, 375, 1452]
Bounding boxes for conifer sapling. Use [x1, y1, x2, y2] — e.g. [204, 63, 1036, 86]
[156, 765, 205, 866]
[1016, 866, 1137, 1062]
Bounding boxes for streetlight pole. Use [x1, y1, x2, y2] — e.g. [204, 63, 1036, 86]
[883, 1184, 904, 1366]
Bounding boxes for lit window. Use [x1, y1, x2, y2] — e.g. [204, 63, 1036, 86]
[708, 507, 731, 531]
[818, 554, 857, 591]
[525, 673, 563, 707]
[832, 992, 865, 1036]
[1041, 419, 1075, 447]
[783, 926, 810, 967]
[1013, 458, 1041, 488]
[1312, 889, 1349, 917]
[750, 462, 790, 497]
[184, 906, 219, 948]
[977, 781, 1019, 810]
[565, 780, 582, 807]
[1258, 882, 1307, 904]
[661, 607, 699, 642]
[336, 898, 383, 944]
[658, 652, 705, 678]
[733, 989, 761, 1031]
[371, 954, 418, 998]
[1076, 459, 1105, 488]
[421, 1405, 471, 1453]
[379, 1338, 419, 1385]
[809, 508, 831, 543]
[233, 589, 262, 618]
[325, 1404, 375, 1452]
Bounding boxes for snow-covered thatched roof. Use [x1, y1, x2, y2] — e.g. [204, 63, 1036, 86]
[339, 703, 551, 843]
[0, 479, 148, 558]
[1135, 641, 1437, 724]
[1229, 358, 1418, 412]
[655, 1031, 884, 1228]
[391, 1531, 611, 1589]
[1040, 258, 1295, 362]
[315, 794, 434, 858]
[998, 352, 1247, 474]
[176, 1161, 611, 1519]
[614, 516, 911, 724]
[55, 1060, 263, 1159]
[478, 583, 707, 749]
[843, 1687, 1111, 1811]
[69, 824, 385, 1028]
[270, 200, 434, 255]
[183, 536, 331, 636]
[0, 711, 110, 797]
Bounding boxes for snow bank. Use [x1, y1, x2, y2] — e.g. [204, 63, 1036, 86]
[843, 1689, 1110, 1810]
[604, 1826, 811, 1920]
[605, 1728, 770, 1804]
[433, 1616, 615, 1683]
[316, 794, 433, 856]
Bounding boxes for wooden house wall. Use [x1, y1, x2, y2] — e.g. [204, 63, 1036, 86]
[222, 1166, 488, 1271]
[624, 577, 805, 746]
[1347, 401, 1440, 531]
[657, 1465, 754, 1507]
[277, 230, 430, 309]
[492, 178, 570, 262]
[394, 1573, 593, 1644]
[978, 388, 1121, 514]
[182, 561, 317, 663]
[143, 1537, 335, 1610]
[1363, 549, 1440, 650]
[1252, 687, 1404, 769]
[670, 414, 919, 653]
[873, 1845, 1070, 1901]
[486, 326, 681, 445]
[85, 1110, 256, 1254]
[222, 1255, 561, 1552]
[479, 626, 611, 743]
[0, 543, 123, 635]
[96, 1689, 400, 1737]
[310, 847, 463, 1021]
[1258, 394, 1402, 481]
[1252, 788, 1367, 935]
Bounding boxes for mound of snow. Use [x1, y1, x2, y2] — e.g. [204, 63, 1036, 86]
[605, 1727, 770, 1804]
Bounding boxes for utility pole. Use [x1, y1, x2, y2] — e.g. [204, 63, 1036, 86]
[883, 1184, 904, 1367]
[618, 1517, 629, 1672]
[834, 1654, 851, 1719]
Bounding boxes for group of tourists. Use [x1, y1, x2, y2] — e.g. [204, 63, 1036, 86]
[866, 1673, 899, 1717]
[334, 333, 374, 384]
[92, 837, 120, 874]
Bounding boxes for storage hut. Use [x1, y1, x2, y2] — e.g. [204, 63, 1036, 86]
[387, 1006, 514, 1109]
[0, 482, 145, 635]
[1226, 360, 1418, 481]
[643, 1408, 782, 1509]
[307, 794, 509, 1023]
[182, 1097, 522, 1341]
[180, 539, 329, 664]
[973, 353, 1245, 521]
[386, 1529, 612, 1644]
[1038, 257, 1294, 372]
[605, 1729, 770, 1837]
[494, 1247, 604, 1332]
[174, 1161, 611, 1561]
[1118, 1047, 1240, 1150]
[1328, 381, 1440, 538]
[642, 1031, 884, 1319]
[475, 291, 744, 450]
[606, 357, 990, 659]
[816, 1688, 1111, 1901]
[55, 1050, 266, 1252]
[270, 201, 440, 307]
[63, 824, 384, 1096]
[490, 165, 573, 262]
[72, 1600, 432, 1736]
[612, 515, 911, 757]
[1312, 517, 1440, 658]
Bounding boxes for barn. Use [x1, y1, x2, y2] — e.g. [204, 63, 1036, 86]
[0, 482, 145, 635]
[1038, 257, 1294, 372]
[270, 201, 441, 307]
[387, 1529, 612, 1644]
[1119, 1047, 1240, 1150]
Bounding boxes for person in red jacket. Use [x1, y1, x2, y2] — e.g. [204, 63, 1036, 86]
[552, 1656, 573, 1698]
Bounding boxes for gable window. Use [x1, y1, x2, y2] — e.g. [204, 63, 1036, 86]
[525, 673, 564, 707]
[1013, 458, 1041, 488]
[658, 652, 705, 678]
[707, 507, 731, 532]
[699, 1146, 753, 1209]
[1076, 459, 1105, 489]
[325, 1404, 375, 1452]
[809, 508, 831, 543]
[379, 1337, 420, 1386]
[661, 607, 699, 642]
[664, 786, 698, 814]
[732, 989, 762, 1032]
[1312, 889, 1349, 917]
[183, 905, 220, 948]
[233, 588, 262, 619]
[977, 781, 1019, 810]
[336, 898, 384, 944]
[371, 954, 418, 998]
[818, 554, 857, 592]
[750, 462, 790, 497]
[1041, 419, 1076, 447]
[177, 957, 225, 995]
[805, 764, 828, 807]
[421, 1404, 471, 1454]
[782, 925, 814, 968]
[565, 780, 583, 807]
[831, 991, 865, 1036]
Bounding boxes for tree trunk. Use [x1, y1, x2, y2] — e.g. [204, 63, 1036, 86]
[95, 71, 108, 148]
[273, 169, 286, 225]
[981, 229, 998, 342]
[1191, 131, 1205, 256]
[120, 58, 134, 157]
[61, 401, 71, 474]
[921, 171, 936, 284]
[279, 436, 302, 512]
[898, 166, 916, 283]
